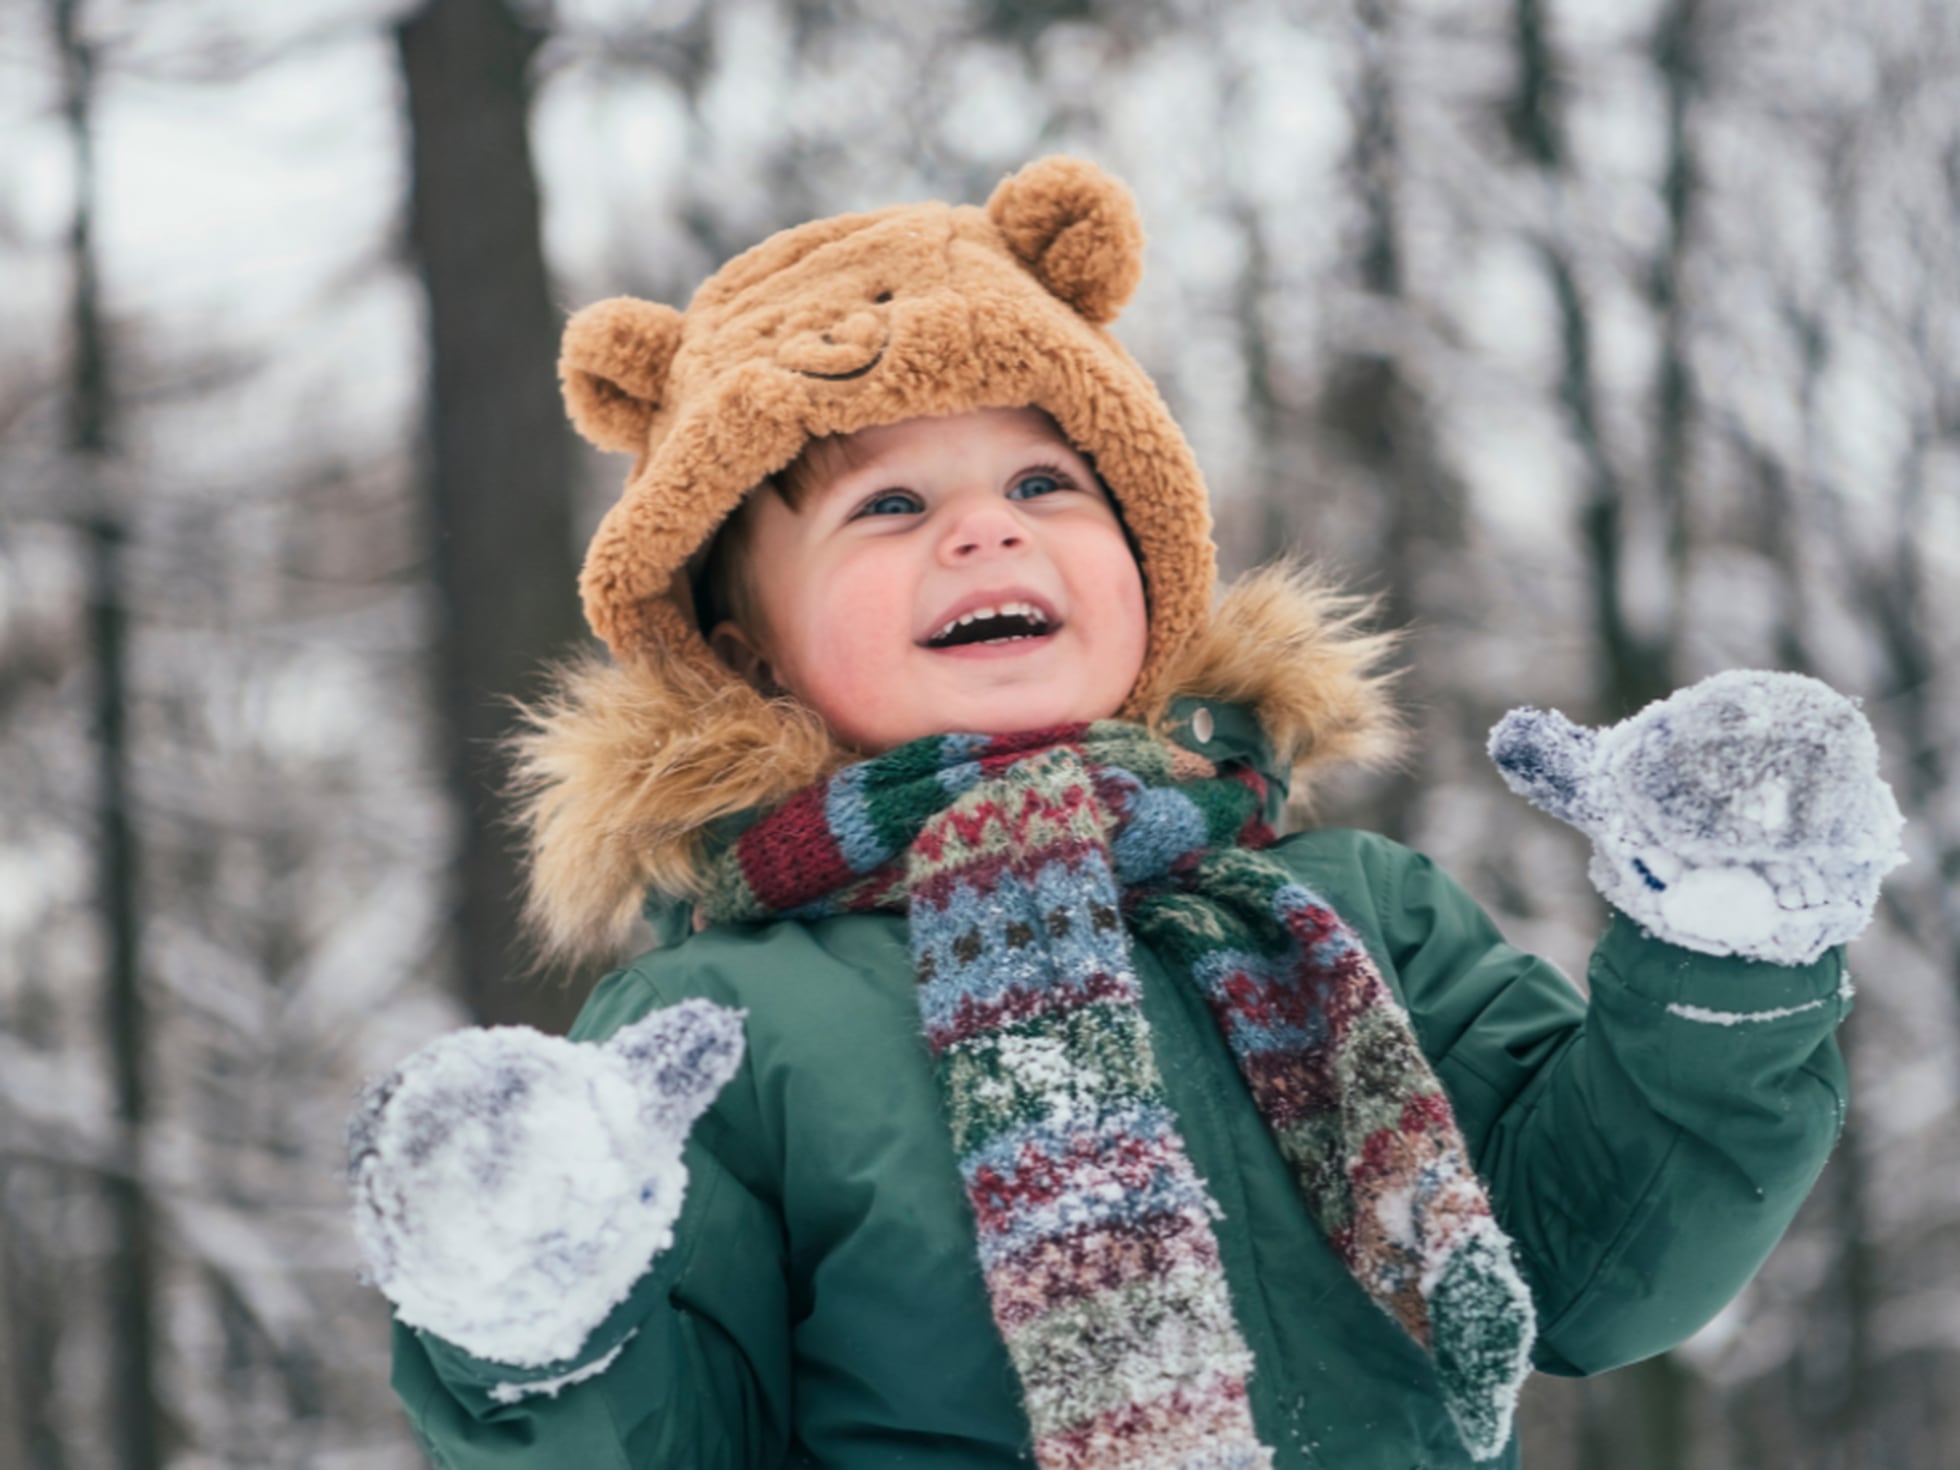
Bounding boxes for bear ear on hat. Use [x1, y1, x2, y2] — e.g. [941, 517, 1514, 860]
[558, 296, 684, 454]
[987, 156, 1145, 327]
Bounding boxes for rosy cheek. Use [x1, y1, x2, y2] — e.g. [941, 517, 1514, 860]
[780, 570, 903, 709]
[1101, 550, 1149, 653]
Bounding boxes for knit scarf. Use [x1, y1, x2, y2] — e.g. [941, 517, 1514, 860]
[698, 723, 1534, 1467]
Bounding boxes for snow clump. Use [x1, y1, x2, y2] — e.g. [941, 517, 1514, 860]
[1489, 669, 1906, 966]
[346, 999, 745, 1368]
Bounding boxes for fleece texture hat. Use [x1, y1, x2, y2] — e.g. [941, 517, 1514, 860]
[558, 155, 1216, 718]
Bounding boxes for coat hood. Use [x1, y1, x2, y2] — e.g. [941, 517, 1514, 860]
[508, 563, 1402, 969]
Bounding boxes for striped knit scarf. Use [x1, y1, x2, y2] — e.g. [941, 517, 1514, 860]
[699, 722, 1534, 1466]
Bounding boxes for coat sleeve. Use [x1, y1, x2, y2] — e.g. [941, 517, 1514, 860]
[385, 976, 795, 1469]
[1355, 833, 1851, 1377]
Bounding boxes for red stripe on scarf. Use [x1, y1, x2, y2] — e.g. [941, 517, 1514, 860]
[968, 1130, 1184, 1235]
[1204, 964, 1333, 1035]
[1234, 1047, 1342, 1126]
[924, 969, 1137, 1052]
[734, 781, 855, 909]
[1037, 1377, 1260, 1470]
[974, 724, 1092, 774]
[926, 779, 1097, 855]
[985, 1210, 1222, 1330]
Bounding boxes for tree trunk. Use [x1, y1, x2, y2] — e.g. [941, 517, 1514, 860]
[1319, 0, 1463, 846]
[50, 2, 164, 1467]
[1636, 0, 1702, 711]
[1514, 3, 1692, 1462]
[397, 0, 588, 1032]
[1, 1172, 75, 1470]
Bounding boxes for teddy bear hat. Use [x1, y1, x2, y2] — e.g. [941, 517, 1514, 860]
[559, 156, 1216, 715]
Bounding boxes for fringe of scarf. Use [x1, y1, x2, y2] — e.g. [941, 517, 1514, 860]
[698, 723, 1533, 1466]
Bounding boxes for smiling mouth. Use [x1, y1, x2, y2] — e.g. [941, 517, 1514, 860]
[794, 348, 885, 382]
[923, 605, 1058, 649]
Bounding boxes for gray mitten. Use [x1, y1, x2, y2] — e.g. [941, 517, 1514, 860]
[1489, 669, 1906, 965]
[346, 999, 744, 1369]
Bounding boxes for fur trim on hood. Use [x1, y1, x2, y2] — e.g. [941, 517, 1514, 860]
[507, 563, 1402, 970]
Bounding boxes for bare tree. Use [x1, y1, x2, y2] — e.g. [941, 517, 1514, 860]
[398, 0, 587, 1031]
[47, 2, 163, 1466]
[2, 2, 1955, 1466]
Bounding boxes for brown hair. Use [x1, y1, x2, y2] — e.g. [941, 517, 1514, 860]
[694, 432, 871, 644]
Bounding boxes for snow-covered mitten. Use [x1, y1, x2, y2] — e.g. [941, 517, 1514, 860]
[346, 999, 744, 1367]
[1488, 669, 1906, 965]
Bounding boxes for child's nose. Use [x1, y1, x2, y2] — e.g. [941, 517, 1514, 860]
[938, 499, 1027, 563]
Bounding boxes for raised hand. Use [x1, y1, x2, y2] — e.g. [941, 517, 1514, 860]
[1488, 670, 1906, 965]
[347, 999, 744, 1367]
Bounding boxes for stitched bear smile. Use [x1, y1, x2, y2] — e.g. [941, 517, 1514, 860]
[794, 349, 885, 381]
[776, 313, 890, 379]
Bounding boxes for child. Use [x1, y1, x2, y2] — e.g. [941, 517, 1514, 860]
[348, 157, 1905, 1469]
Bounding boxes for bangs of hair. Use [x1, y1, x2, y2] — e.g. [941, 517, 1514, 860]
[770, 431, 874, 512]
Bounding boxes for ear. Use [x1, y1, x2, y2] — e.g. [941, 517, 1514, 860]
[558, 296, 685, 453]
[707, 620, 783, 697]
[986, 156, 1145, 326]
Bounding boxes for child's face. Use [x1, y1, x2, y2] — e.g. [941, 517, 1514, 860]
[710, 407, 1149, 753]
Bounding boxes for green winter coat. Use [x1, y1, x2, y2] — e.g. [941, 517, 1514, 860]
[388, 700, 1850, 1470]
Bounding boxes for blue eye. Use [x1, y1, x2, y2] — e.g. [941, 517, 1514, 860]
[857, 490, 922, 517]
[1009, 470, 1067, 500]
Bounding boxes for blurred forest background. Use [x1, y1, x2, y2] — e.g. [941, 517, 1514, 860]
[2, 0, 1956, 1466]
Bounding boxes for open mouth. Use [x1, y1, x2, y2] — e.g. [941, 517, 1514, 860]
[923, 601, 1058, 649]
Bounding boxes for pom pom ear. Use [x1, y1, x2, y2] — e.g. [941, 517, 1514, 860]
[559, 297, 685, 453]
[987, 156, 1144, 326]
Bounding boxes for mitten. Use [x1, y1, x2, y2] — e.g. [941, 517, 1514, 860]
[346, 999, 745, 1368]
[1488, 669, 1907, 965]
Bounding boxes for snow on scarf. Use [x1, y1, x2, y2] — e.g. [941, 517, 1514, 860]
[698, 722, 1535, 1466]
